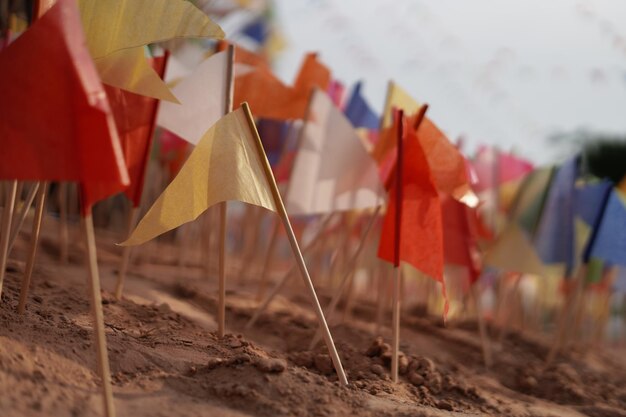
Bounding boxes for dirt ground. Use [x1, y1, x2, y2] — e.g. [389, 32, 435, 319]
[2, 218, 626, 417]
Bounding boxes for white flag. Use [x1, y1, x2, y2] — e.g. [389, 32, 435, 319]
[157, 51, 228, 145]
[285, 89, 385, 215]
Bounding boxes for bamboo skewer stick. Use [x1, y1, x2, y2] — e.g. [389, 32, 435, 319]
[242, 102, 348, 385]
[114, 206, 140, 300]
[7, 181, 39, 254]
[82, 213, 116, 417]
[309, 207, 381, 349]
[18, 182, 47, 314]
[0, 180, 18, 296]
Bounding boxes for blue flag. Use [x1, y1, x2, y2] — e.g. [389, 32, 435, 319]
[344, 81, 379, 130]
[588, 189, 626, 267]
[575, 180, 612, 226]
[533, 157, 577, 270]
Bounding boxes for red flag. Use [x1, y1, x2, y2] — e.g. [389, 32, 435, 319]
[441, 195, 481, 284]
[377, 113, 446, 303]
[0, 0, 128, 214]
[90, 56, 167, 207]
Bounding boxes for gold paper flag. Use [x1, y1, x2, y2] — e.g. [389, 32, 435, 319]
[121, 107, 276, 246]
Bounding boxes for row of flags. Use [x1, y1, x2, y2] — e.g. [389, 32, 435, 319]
[2, 0, 626, 413]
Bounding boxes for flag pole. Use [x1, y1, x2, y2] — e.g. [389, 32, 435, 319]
[0, 180, 18, 296]
[58, 182, 69, 264]
[309, 206, 381, 349]
[18, 182, 47, 313]
[245, 213, 333, 330]
[7, 182, 40, 254]
[242, 102, 348, 385]
[82, 210, 116, 417]
[391, 109, 404, 383]
[217, 44, 235, 338]
[255, 90, 316, 300]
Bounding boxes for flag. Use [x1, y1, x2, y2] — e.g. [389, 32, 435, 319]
[232, 51, 330, 120]
[484, 224, 554, 277]
[89, 56, 167, 208]
[472, 146, 534, 193]
[374, 112, 470, 201]
[256, 119, 290, 166]
[78, 0, 224, 100]
[441, 195, 480, 283]
[0, 0, 128, 213]
[378, 114, 444, 284]
[575, 180, 613, 227]
[285, 89, 385, 215]
[344, 81, 379, 130]
[121, 107, 276, 246]
[533, 157, 578, 270]
[157, 50, 229, 145]
[381, 81, 420, 128]
[587, 189, 626, 267]
[510, 167, 555, 235]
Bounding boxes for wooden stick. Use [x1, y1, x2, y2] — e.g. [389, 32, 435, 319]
[256, 219, 280, 300]
[58, 182, 69, 264]
[497, 272, 523, 344]
[216, 44, 234, 338]
[375, 262, 386, 335]
[309, 206, 381, 349]
[391, 266, 401, 382]
[470, 283, 493, 367]
[391, 108, 405, 384]
[18, 182, 47, 314]
[245, 213, 333, 330]
[114, 206, 140, 300]
[242, 102, 348, 385]
[7, 182, 39, 255]
[0, 180, 18, 296]
[82, 213, 116, 417]
[217, 201, 227, 337]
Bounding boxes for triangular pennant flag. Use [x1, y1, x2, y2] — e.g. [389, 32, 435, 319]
[285, 89, 385, 215]
[511, 167, 555, 235]
[472, 146, 534, 193]
[78, 0, 224, 100]
[381, 81, 420, 128]
[0, 0, 128, 213]
[377, 115, 444, 283]
[484, 224, 552, 277]
[122, 107, 276, 246]
[232, 51, 330, 120]
[533, 157, 578, 269]
[588, 189, 626, 267]
[158, 50, 229, 144]
[78, 0, 224, 58]
[345, 81, 379, 130]
[575, 180, 613, 226]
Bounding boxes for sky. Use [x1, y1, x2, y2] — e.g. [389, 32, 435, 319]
[271, 0, 626, 164]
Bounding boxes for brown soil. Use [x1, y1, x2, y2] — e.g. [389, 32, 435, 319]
[2, 220, 626, 417]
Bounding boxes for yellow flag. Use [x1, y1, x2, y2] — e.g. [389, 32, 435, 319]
[78, 0, 224, 58]
[94, 48, 179, 102]
[382, 81, 420, 128]
[484, 224, 559, 278]
[78, 0, 224, 101]
[121, 107, 276, 246]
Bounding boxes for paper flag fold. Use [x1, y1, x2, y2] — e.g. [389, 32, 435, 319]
[121, 107, 276, 246]
[0, 0, 128, 213]
[285, 89, 385, 215]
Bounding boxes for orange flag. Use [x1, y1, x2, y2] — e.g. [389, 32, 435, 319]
[0, 0, 128, 213]
[89, 56, 167, 208]
[377, 112, 446, 311]
[374, 113, 470, 200]
[225, 43, 330, 120]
